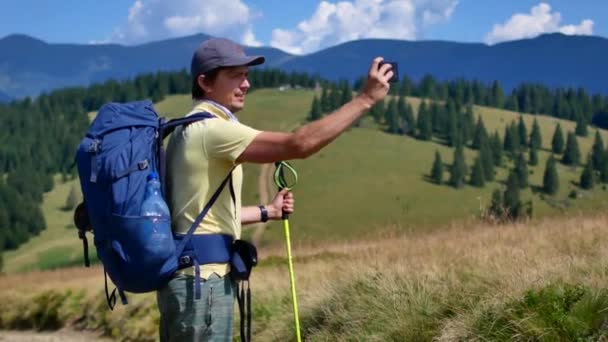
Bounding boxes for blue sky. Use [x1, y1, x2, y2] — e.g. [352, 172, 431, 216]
[1, 0, 605, 54]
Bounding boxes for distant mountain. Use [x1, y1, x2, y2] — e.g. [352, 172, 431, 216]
[278, 33, 608, 94]
[0, 32, 607, 99]
[0, 33, 294, 99]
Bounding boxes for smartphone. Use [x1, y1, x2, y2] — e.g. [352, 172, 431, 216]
[379, 61, 399, 83]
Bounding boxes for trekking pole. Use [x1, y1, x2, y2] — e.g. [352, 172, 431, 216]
[273, 161, 301, 342]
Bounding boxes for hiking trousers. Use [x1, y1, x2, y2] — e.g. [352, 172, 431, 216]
[157, 273, 236, 342]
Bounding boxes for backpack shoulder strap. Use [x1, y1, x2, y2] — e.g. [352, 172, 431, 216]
[174, 168, 235, 258]
[159, 112, 216, 140]
[158, 112, 216, 195]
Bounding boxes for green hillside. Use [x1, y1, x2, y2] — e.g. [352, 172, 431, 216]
[5, 88, 608, 272]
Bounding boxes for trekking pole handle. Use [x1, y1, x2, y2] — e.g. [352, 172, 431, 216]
[273, 161, 298, 219]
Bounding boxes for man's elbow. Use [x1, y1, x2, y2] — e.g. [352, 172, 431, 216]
[287, 135, 316, 159]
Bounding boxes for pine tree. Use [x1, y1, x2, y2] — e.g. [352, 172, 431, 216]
[591, 130, 604, 171]
[329, 86, 341, 111]
[449, 146, 467, 189]
[462, 105, 475, 146]
[543, 155, 559, 195]
[503, 170, 523, 219]
[517, 115, 528, 148]
[402, 103, 415, 136]
[480, 140, 495, 181]
[575, 115, 588, 137]
[529, 145, 539, 166]
[529, 118, 542, 149]
[491, 131, 504, 167]
[385, 98, 400, 134]
[600, 152, 608, 183]
[472, 116, 488, 150]
[552, 123, 565, 154]
[562, 132, 581, 166]
[470, 155, 485, 187]
[447, 110, 460, 147]
[340, 81, 353, 106]
[320, 86, 330, 113]
[370, 99, 385, 123]
[431, 151, 444, 185]
[417, 102, 433, 140]
[488, 189, 504, 219]
[580, 155, 595, 190]
[308, 96, 322, 121]
[514, 153, 528, 189]
[503, 123, 519, 156]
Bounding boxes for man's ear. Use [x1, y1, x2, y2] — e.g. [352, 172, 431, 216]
[198, 75, 213, 94]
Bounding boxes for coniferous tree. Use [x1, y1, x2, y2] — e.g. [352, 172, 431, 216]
[580, 155, 595, 190]
[472, 116, 488, 150]
[529, 118, 542, 149]
[543, 155, 559, 195]
[449, 146, 467, 188]
[385, 98, 400, 134]
[488, 189, 504, 219]
[320, 86, 330, 113]
[308, 96, 322, 121]
[462, 105, 475, 146]
[503, 170, 523, 219]
[600, 152, 608, 183]
[491, 131, 504, 167]
[417, 102, 433, 140]
[518, 115, 528, 148]
[340, 81, 353, 106]
[470, 156, 485, 187]
[514, 153, 529, 189]
[591, 130, 604, 171]
[447, 110, 460, 147]
[529, 145, 539, 166]
[430, 151, 444, 185]
[480, 140, 495, 181]
[562, 132, 581, 166]
[552, 123, 565, 154]
[402, 103, 415, 136]
[575, 115, 589, 137]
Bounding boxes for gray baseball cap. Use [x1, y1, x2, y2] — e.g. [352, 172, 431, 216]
[190, 38, 265, 78]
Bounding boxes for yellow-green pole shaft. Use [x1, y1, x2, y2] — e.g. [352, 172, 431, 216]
[283, 217, 302, 342]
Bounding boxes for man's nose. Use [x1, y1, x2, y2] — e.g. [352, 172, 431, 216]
[241, 78, 250, 90]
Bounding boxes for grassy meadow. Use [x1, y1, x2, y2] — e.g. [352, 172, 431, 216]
[4, 88, 608, 272]
[1, 213, 607, 341]
[2, 88, 608, 340]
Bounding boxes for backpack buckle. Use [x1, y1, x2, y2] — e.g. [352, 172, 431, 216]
[88, 139, 101, 153]
[138, 160, 149, 170]
[179, 255, 192, 266]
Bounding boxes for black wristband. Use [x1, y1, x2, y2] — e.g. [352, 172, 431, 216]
[259, 205, 269, 223]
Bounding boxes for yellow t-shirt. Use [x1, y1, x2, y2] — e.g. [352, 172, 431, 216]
[166, 101, 260, 279]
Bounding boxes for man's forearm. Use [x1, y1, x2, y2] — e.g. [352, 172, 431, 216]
[241, 205, 281, 225]
[291, 94, 374, 157]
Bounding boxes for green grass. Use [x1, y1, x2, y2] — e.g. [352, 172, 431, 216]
[6, 88, 608, 272]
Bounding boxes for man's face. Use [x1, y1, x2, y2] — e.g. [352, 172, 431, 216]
[199, 66, 250, 113]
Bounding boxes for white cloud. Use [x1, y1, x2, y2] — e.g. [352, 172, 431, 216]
[270, 0, 459, 55]
[105, 0, 261, 46]
[485, 3, 594, 45]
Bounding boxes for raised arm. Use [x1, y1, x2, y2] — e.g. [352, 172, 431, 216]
[235, 57, 393, 164]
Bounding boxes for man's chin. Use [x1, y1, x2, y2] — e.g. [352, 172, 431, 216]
[231, 100, 245, 112]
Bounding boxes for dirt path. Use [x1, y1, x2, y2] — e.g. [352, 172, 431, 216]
[0, 329, 112, 342]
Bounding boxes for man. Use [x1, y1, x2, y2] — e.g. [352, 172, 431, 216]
[157, 37, 393, 341]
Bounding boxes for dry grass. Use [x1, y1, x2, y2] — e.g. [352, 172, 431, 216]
[2, 213, 607, 341]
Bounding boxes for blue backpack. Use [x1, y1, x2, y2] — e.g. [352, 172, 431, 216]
[74, 100, 237, 309]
